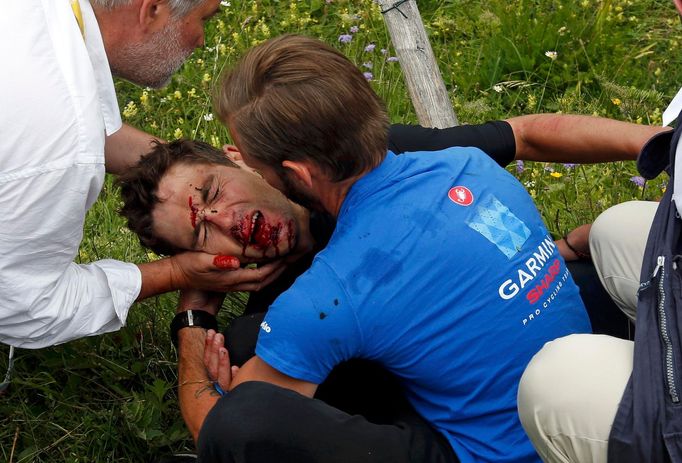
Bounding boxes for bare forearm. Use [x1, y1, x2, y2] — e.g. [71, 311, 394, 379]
[178, 328, 220, 442]
[105, 123, 162, 175]
[136, 258, 181, 301]
[508, 114, 669, 163]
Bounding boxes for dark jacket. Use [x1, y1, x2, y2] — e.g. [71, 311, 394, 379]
[608, 117, 682, 462]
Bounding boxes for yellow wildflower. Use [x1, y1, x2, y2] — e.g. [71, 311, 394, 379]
[122, 101, 138, 118]
[174, 128, 183, 139]
[174, 90, 182, 99]
[527, 94, 537, 108]
[611, 98, 622, 106]
[550, 172, 563, 178]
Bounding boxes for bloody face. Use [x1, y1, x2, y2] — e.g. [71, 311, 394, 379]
[151, 162, 300, 260]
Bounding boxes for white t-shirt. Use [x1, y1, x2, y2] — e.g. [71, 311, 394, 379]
[0, 0, 141, 348]
[662, 87, 682, 216]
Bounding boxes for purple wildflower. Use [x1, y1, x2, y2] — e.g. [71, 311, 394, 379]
[364, 43, 376, 52]
[544, 165, 554, 172]
[380, 48, 388, 55]
[630, 176, 646, 188]
[363, 72, 373, 81]
[386, 56, 399, 62]
[562, 163, 577, 169]
[516, 160, 524, 174]
[362, 61, 373, 69]
[338, 34, 353, 44]
[350, 26, 359, 33]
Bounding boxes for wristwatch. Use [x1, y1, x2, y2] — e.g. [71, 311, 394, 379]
[170, 309, 218, 348]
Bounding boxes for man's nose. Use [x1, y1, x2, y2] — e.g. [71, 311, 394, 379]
[200, 208, 218, 221]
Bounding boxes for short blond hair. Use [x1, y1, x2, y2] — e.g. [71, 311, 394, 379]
[214, 34, 389, 182]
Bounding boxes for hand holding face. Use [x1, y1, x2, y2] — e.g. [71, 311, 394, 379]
[170, 251, 287, 293]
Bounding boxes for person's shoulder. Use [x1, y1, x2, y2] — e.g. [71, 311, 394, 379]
[270, 257, 344, 309]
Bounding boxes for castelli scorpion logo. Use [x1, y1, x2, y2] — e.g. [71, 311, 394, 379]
[448, 186, 474, 206]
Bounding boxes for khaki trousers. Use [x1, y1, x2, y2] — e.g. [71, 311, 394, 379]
[518, 201, 657, 463]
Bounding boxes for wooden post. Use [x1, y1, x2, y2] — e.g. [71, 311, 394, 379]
[377, 0, 458, 128]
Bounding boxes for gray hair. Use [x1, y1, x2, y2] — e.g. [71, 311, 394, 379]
[90, 0, 205, 18]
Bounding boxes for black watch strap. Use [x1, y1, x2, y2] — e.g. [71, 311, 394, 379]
[170, 309, 218, 348]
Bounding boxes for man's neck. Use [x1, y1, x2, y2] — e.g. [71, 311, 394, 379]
[317, 176, 360, 218]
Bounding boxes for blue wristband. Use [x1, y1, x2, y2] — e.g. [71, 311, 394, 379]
[214, 382, 227, 397]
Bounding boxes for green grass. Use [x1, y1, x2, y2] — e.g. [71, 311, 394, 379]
[1, 0, 679, 461]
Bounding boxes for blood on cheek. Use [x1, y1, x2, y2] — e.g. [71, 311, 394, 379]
[189, 196, 199, 228]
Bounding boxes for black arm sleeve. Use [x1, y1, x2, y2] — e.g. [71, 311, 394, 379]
[388, 121, 516, 167]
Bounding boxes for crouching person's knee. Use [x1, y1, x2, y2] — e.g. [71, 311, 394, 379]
[197, 381, 307, 463]
[518, 334, 632, 463]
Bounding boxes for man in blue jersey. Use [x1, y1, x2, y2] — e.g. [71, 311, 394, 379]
[119, 116, 660, 461]
[184, 34, 592, 463]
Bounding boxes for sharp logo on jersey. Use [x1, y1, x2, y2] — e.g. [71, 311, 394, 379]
[448, 186, 474, 206]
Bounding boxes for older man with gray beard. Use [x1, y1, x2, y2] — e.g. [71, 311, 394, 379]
[0, 0, 280, 355]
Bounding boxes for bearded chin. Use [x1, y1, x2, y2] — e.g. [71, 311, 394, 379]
[111, 23, 190, 89]
[280, 170, 325, 213]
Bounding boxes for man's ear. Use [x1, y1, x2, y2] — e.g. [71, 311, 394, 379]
[223, 145, 243, 162]
[138, 0, 172, 33]
[282, 160, 314, 189]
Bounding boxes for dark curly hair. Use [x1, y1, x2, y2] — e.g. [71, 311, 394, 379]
[117, 139, 238, 255]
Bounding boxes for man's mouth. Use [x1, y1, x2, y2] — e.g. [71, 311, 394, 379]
[232, 210, 283, 256]
[248, 211, 266, 245]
